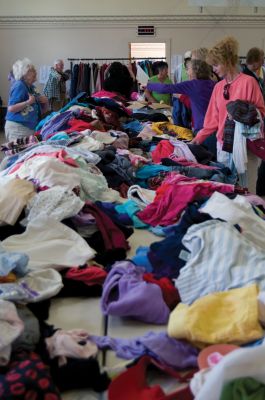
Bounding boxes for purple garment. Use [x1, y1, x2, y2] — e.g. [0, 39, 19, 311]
[72, 211, 96, 226]
[40, 110, 75, 139]
[95, 201, 133, 226]
[90, 331, 198, 370]
[147, 79, 216, 131]
[101, 261, 170, 324]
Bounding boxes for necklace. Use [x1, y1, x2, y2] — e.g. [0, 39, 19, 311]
[225, 72, 240, 85]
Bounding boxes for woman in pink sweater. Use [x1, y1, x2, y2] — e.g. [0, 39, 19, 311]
[192, 36, 265, 192]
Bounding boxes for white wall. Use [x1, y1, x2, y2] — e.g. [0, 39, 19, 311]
[0, 0, 265, 103]
[1, 0, 263, 17]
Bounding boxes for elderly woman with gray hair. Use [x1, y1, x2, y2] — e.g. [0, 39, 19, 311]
[44, 59, 68, 112]
[5, 58, 48, 141]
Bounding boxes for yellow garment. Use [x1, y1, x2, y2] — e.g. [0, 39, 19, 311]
[168, 285, 263, 347]
[151, 122, 193, 140]
[0, 178, 35, 225]
[258, 67, 264, 80]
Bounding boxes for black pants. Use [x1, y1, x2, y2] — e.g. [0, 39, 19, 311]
[256, 160, 265, 196]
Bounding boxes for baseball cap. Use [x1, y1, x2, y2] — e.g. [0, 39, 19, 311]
[184, 50, 192, 60]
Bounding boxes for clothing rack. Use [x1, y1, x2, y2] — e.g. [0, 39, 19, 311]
[67, 57, 166, 61]
[68, 57, 167, 99]
[67, 57, 166, 69]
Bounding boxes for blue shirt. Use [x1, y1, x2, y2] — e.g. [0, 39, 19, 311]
[147, 79, 216, 131]
[6, 80, 40, 130]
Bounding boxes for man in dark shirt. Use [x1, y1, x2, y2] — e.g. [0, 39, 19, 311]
[241, 47, 265, 196]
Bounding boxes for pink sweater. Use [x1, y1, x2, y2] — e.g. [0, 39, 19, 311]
[195, 73, 265, 144]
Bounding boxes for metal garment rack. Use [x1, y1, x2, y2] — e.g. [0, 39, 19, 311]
[67, 57, 166, 69]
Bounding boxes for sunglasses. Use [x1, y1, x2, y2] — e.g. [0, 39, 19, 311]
[223, 83, 230, 100]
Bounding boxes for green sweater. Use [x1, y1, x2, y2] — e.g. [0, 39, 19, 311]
[148, 75, 172, 104]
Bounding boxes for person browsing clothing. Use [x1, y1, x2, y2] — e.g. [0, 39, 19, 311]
[144, 61, 172, 105]
[191, 36, 265, 192]
[242, 47, 265, 196]
[103, 62, 136, 100]
[241, 47, 265, 100]
[44, 59, 67, 112]
[174, 51, 192, 83]
[146, 59, 215, 132]
[5, 58, 48, 141]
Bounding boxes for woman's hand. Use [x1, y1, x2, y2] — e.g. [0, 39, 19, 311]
[27, 94, 36, 105]
[190, 137, 201, 145]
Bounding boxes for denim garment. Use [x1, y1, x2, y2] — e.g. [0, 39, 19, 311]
[148, 203, 212, 279]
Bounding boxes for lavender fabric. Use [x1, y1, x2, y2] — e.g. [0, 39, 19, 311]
[101, 261, 170, 324]
[147, 79, 216, 131]
[90, 331, 198, 369]
[40, 110, 76, 139]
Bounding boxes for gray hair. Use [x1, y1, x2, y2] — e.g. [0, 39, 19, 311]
[54, 59, 63, 66]
[12, 58, 35, 80]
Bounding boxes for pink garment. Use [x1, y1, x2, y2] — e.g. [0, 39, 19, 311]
[117, 149, 150, 167]
[56, 149, 79, 167]
[169, 155, 219, 170]
[244, 194, 265, 209]
[0, 300, 24, 366]
[137, 173, 234, 226]
[45, 329, 98, 366]
[196, 73, 265, 145]
[92, 90, 125, 100]
[8, 162, 24, 175]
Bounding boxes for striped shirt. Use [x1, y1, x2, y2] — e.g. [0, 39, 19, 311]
[175, 219, 265, 304]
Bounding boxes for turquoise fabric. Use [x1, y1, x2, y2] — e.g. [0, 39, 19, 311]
[115, 200, 148, 228]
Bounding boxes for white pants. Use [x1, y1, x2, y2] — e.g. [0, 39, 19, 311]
[5, 120, 35, 142]
[217, 141, 259, 193]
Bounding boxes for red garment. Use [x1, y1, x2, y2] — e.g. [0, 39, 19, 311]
[137, 173, 234, 226]
[114, 182, 129, 199]
[143, 273, 180, 310]
[92, 90, 126, 102]
[179, 94, 191, 109]
[65, 265, 107, 286]
[152, 140, 174, 163]
[108, 355, 194, 400]
[65, 119, 95, 133]
[95, 106, 121, 129]
[82, 201, 129, 251]
[179, 95, 194, 128]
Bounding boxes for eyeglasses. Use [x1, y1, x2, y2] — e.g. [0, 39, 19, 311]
[223, 83, 230, 100]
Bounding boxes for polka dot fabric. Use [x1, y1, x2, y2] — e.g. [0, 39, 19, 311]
[0, 351, 61, 399]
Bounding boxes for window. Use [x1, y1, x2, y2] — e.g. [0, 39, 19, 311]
[130, 43, 166, 60]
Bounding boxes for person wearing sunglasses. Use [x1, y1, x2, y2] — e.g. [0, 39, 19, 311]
[191, 36, 265, 192]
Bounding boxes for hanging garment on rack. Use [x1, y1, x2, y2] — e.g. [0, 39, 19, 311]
[68, 58, 166, 99]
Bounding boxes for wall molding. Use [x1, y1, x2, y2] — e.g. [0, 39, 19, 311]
[0, 14, 265, 28]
